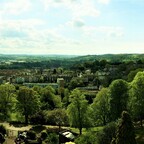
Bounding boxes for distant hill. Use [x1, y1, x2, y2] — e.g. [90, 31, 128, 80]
[0, 54, 144, 69]
[70, 54, 144, 62]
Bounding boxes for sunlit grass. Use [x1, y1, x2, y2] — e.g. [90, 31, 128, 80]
[69, 126, 103, 134]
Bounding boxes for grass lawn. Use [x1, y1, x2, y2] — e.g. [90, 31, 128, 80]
[69, 126, 103, 134]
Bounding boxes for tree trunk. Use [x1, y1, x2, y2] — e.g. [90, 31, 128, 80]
[79, 127, 82, 135]
[103, 115, 106, 126]
[25, 114, 28, 125]
[140, 117, 143, 127]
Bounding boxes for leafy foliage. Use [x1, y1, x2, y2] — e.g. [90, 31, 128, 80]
[92, 88, 110, 125]
[75, 131, 97, 144]
[16, 86, 40, 124]
[41, 86, 61, 110]
[0, 84, 16, 120]
[109, 79, 129, 121]
[129, 72, 144, 126]
[67, 89, 92, 134]
[115, 111, 137, 144]
[0, 125, 6, 135]
[96, 122, 116, 144]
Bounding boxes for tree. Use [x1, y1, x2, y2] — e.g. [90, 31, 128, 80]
[41, 86, 61, 110]
[67, 89, 92, 135]
[97, 122, 116, 144]
[129, 71, 144, 127]
[62, 88, 70, 108]
[46, 109, 68, 131]
[68, 77, 84, 90]
[16, 86, 40, 124]
[109, 79, 129, 121]
[127, 68, 143, 82]
[92, 88, 110, 125]
[114, 111, 137, 144]
[0, 84, 16, 120]
[32, 85, 42, 95]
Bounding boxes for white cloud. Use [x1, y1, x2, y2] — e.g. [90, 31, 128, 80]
[0, 19, 45, 40]
[42, 0, 100, 18]
[0, 0, 31, 16]
[68, 0, 100, 18]
[98, 0, 110, 5]
[0, 18, 80, 54]
[83, 26, 124, 38]
[67, 19, 85, 28]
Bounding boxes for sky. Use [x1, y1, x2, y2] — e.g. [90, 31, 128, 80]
[0, 0, 144, 55]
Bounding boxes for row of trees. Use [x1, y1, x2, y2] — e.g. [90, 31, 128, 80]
[0, 72, 144, 136]
[92, 71, 144, 127]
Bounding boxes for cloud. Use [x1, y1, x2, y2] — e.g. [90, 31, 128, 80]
[0, 0, 31, 16]
[98, 0, 110, 5]
[42, 0, 100, 18]
[83, 26, 124, 38]
[68, 0, 100, 18]
[67, 19, 85, 28]
[0, 19, 44, 38]
[0, 18, 80, 54]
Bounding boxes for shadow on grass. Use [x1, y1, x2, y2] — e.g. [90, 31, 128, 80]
[29, 125, 47, 133]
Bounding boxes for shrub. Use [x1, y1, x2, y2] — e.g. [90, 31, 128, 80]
[96, 122, 116, 144]
[27, 130, 36, 140]
[0, 133, 5, 144]
[30, 111, 47, 125]
[115, 111, 137, 144]
[30, 125, 46, 134]
[75, 131, 97, 144]
[44, 133, 59, 144]
[40, 130, 48, 140]
[0, 125, 6, 135]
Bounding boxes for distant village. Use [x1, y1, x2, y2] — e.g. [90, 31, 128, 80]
[0, 59, 126, 90]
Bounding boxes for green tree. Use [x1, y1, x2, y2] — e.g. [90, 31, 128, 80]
[69, 77, 84, 90]
[115, 111, 137, 144]
[75, 131, 97, 144]
[129, 71, 144, 127]
[46, 108, 68, 131]
[16, 86, 40, 124]
[92, 88, 110, 125]
[0, 84, 16, 120]
[97, 122, 116, 144]
[32, 85, 42, 95]
[109, 79, 129, 121]
[62, 88, 70, 108]
[67, 89, 92, 135]
[127, 68, 143, 82]
[41, 86, 61, 110]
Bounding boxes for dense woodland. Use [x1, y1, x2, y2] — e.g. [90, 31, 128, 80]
[0, 54, 144, 144]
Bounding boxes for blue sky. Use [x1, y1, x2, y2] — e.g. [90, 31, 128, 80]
[0, 0, 144, 55]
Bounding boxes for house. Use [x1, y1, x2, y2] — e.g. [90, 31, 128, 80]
[57, 78, 64, 88]
[23, 83, 58, 89]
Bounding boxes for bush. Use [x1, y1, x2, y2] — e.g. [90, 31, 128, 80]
[29, 111, 47, 125]
[0, 125, 6, 135]
[27, 131, 36, 140]
[44, 133, 59, 144]
[40, 130, 48, 140]
[24, 139, 40, 144]
[45, 109, 69, 126]
[96, 122, 116, 144]
[0, 133, 5, 144]
[30, 125, 46, 134]
[75, 131, 97, 144]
